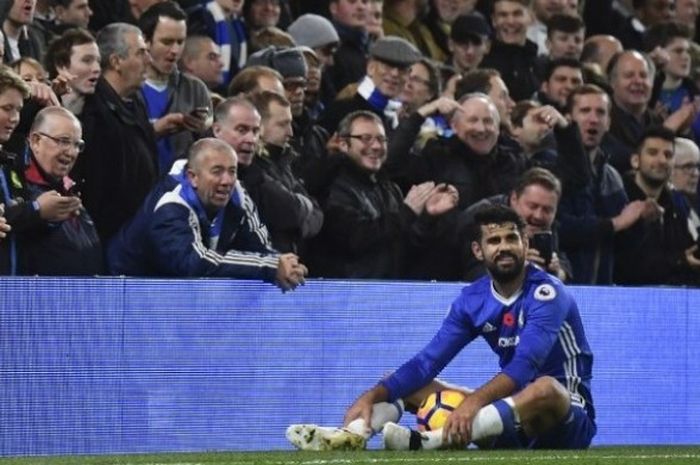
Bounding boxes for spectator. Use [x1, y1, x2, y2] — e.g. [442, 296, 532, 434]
[187, 0, 248, 87]
[543, 14, 584, 61]
[310, 110, 458, 279]
[108, 137, 308, 291]
[446, 13, 491, 77]
[179, 34, 225, 92]
[644, 22, 700, 139]
[51, 0, 93, 36]
[411, 92, 526, 210]
[674, 0, 700, 83]
[18, 106, 102, 275]
[242, 0, 281, 36]
[10, 55, 45, 83]
[382, 0, 445, 61]
[137, 1, 212, 174]
[534, 57, 583, 113]
[325, 0, 371, 102]
[211, 95, 262, 171]
[461, 167, 572, 282]
[365, 0, 383, 43]
[615, 126, 700, 285]
[672, 137, 700, 245]
[580, 35, 622, 82]
[319, 36, 422, 135]
[481, 0, 540, 101]
[527, 0, 577, 55]
[245, 90, 323, 255]
[557, 84, 647, 284]
[672, 136, 700, 208]
[604, 50, 696, 175]
[584, 0, 674, 51]
[287, 13, 340, 106]
[422, 0, 477, 61]
[509, 100, 564, 169]
[455, 68, 516, 136]
[226, 64, 284, 96]
[43, 28, 100, 116]
[72, 22, 158, 243]
[1, 0, 45, 63]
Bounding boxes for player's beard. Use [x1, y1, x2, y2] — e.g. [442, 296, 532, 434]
[486, 251, 525, 284]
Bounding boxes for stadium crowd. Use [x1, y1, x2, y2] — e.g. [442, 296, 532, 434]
[0, 0, 699, 287]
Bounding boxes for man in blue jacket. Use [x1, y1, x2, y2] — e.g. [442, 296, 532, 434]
[108, 137, 307, 291]
[288, 205, 595, 450]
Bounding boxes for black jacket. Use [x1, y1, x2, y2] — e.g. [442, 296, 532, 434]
[308, 159, 417, 279]
[481, 39, 540, 102]
[72, 77, 158, 242]
[413, 135, 527, 210]
[241, 144, 323, 256]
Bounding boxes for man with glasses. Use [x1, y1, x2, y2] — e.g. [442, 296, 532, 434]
[18, 106, 103, 275]
[318, 35, 422, 136]
[308, 110, 458, 278]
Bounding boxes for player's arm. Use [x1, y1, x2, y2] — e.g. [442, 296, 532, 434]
[380, 299, 479, 402]
[442, 372, 517, 444]
[343, 384, 390, 429]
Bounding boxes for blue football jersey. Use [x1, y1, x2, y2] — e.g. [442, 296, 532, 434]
[382, 264, 594, 418]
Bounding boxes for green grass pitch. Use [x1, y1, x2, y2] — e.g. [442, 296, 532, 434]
[0, 447, 699, 465]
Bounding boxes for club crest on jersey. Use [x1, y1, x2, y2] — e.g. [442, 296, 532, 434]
[534, 284, 556, 301]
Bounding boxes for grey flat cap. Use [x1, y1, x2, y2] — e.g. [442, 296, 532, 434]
[369, 36, 422, 68]
[287, 14, 339, 49]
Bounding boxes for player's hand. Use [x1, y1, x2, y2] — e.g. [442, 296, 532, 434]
[343, 388, 375, 429]
[274, 253, 307, 292]
[442, 396, 482, 446]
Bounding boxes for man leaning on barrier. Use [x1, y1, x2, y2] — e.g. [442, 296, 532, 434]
[107, 137, 307, 292]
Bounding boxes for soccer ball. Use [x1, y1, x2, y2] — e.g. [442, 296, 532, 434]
[416, 390, 466, 432]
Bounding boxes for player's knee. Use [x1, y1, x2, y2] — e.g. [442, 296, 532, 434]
[530, 376, 569, 411]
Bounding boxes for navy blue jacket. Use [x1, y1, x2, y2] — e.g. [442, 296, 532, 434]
[108, 162, 279, 280]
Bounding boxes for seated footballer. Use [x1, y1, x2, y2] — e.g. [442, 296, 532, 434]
[287, 204, 595, 450]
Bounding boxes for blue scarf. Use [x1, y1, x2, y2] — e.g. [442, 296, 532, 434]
[357, 76, 402, 129]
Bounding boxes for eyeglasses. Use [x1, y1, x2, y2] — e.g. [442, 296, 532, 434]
[408, 75, 431, 87]
[674, 162, 700, 172]
[36, 132, 85, 153]
[346, 134, 388, 145]
[319, 44, 338, 57]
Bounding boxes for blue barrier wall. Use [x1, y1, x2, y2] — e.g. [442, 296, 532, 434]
[0, 278, 698, 456]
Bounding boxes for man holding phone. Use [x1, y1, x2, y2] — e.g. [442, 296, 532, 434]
[461, 167, 571, 282]
[137, 1, 213, 174]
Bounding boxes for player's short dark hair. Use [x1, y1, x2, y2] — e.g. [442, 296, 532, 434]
[138, 1, 187, 42]
[471, 205, 526, 242]
[543, 57, 583, 82]
[636, 125, 676, 152]
[546, 14, 585, 37]
[513, 167, 562, 199]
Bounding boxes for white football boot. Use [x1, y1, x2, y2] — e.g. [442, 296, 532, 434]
[286, 424, 366, 451]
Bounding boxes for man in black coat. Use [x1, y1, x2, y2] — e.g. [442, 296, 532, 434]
[72, 22, 158, 243]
